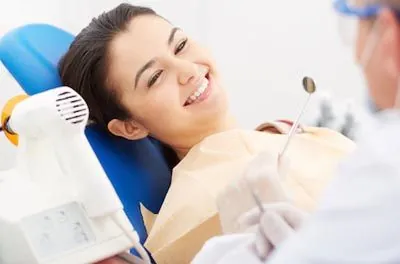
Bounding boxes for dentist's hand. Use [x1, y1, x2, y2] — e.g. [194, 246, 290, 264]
[217, 151, 290, 234]
[239, 202, 308, 260]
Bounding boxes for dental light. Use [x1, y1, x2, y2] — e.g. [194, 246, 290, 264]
[0, 87, 151, 264]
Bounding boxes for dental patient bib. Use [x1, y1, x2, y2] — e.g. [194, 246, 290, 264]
[141, 121, 356, 264]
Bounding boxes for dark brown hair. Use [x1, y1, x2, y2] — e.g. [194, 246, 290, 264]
[58, 3, 179, 167]
[58, 3, 156, 128]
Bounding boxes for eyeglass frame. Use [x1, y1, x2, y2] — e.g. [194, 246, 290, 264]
[334, 0, 400, 19]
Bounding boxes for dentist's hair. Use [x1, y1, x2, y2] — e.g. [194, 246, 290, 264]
[58, 3, 156, 128]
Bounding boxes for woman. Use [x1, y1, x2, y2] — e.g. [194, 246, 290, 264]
[59, 3, 355, 263]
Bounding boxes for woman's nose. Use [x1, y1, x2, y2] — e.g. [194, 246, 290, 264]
[174, 60, 199, 85]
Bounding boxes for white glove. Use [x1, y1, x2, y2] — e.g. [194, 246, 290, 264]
[217, 151, 290, 234]
[239, 202, 308, 261]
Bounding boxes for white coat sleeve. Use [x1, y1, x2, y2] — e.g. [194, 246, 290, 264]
[268, 123, 400, 263]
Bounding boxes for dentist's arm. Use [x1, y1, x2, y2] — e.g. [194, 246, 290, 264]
[268, 126, 400, 263]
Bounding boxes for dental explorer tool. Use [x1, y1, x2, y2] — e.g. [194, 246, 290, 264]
[279, 76, 316, 160]
[246, 77, 316, 215]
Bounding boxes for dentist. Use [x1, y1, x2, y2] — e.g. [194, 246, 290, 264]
[194, 0, 400, 262]
[269, 0, 400, 262]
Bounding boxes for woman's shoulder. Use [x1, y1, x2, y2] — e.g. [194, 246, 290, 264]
[255, 120, 304, 134]
[175, 120, 356, 172]
[257, 119, 354, 138]
[257, 119, 356, 151]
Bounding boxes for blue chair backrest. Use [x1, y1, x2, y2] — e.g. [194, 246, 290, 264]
[0, 24, 172, 244]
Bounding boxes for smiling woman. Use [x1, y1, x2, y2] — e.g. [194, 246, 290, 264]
[60, 5, 232, 160]
[59, 3, 356, 263]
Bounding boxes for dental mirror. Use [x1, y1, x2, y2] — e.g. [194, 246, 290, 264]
[279, 76, 316, 160]
[302, 76, 316, 94]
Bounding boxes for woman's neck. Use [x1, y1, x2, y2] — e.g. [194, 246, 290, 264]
[174, 116, 238, 160]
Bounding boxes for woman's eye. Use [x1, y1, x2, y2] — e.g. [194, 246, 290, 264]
[148, 70, 163, 88]
[174, 38, 188, 55]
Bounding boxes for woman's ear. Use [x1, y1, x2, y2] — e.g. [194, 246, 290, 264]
[107, 119, 149, 140]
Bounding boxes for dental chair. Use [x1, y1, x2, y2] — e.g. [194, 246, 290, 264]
[0, 23, 172, 248]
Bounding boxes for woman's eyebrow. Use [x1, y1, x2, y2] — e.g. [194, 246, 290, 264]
[134, 27, 181, 89]
[135, 59, 156, 88]
[168, 27, 180, 45]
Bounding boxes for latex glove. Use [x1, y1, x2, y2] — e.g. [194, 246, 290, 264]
[239, 202, 308, 260]
[217, 151, 290, 234]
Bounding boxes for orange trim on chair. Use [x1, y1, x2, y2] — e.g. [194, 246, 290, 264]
[1, 94, 29, 146]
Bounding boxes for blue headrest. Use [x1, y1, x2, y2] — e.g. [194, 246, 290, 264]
[0, 24, 172, 243]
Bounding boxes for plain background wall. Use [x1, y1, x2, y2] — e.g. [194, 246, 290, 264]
[0, 0, 365, 169]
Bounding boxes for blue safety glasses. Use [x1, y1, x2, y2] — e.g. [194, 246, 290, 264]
[333, 0, 381, 18]
[333, 0, 384, 45]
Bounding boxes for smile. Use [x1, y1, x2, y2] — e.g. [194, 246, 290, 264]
[184, 73, 212, 107]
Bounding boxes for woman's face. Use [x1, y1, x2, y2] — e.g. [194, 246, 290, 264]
[107, 15, 230, 153]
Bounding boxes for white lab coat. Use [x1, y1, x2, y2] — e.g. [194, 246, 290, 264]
[193, 113, 400, 263]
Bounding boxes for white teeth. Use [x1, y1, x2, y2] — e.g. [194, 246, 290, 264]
[185, 77, 209, 106]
